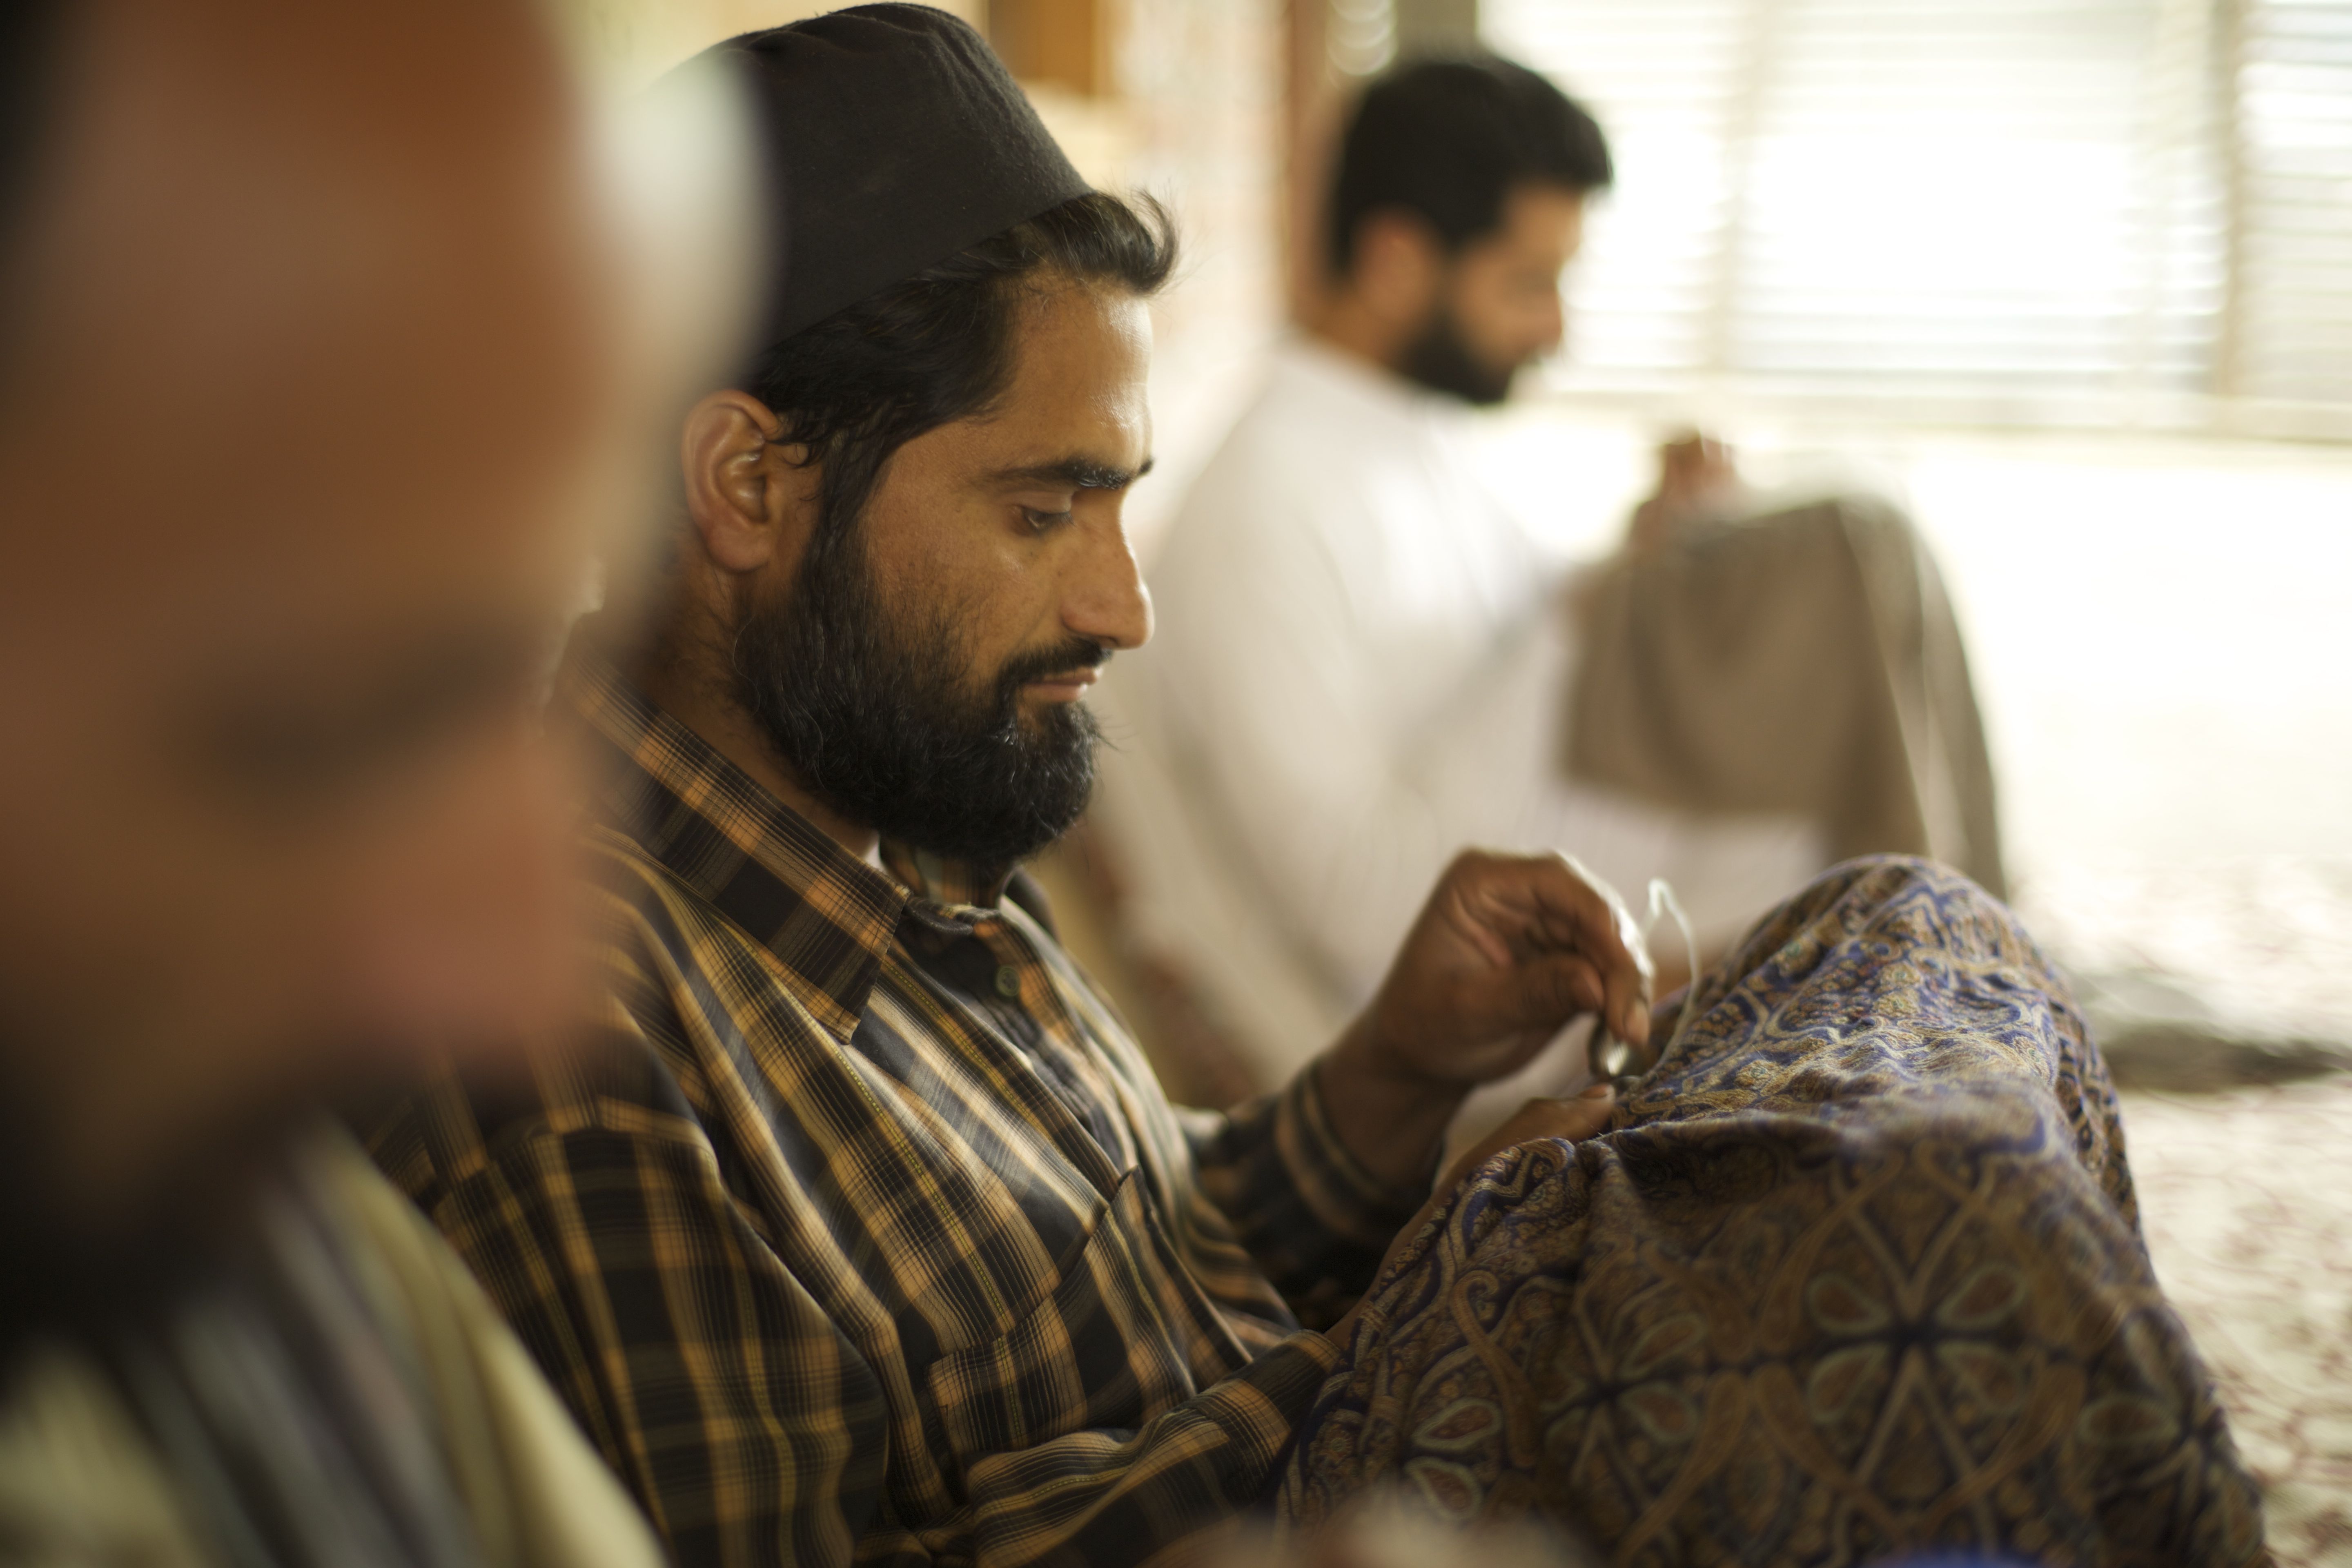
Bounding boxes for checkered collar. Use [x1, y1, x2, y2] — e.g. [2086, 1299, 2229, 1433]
[560, 637, 1008, 1042]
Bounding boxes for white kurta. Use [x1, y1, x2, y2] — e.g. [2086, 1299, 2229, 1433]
[1094, 336, 1823, 1088]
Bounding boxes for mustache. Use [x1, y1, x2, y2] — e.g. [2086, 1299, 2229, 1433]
[996, 637, 1110, 690]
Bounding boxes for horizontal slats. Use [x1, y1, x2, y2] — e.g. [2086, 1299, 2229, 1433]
[1482, 0, 2350, 432]
[2235, 0, 2352, 404]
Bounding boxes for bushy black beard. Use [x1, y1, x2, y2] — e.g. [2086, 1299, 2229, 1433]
[1399, 299, 1517, 406]
[731, 520, 1105, 880]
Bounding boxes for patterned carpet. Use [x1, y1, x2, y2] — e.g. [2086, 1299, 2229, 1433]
[2025, 859, 2352, 1562]
[2122, 1078, 2352, 1566]
[2021, 860, 2352, 1090]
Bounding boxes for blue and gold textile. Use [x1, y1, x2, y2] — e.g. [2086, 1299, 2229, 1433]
[1278, 858, 2265, 1566]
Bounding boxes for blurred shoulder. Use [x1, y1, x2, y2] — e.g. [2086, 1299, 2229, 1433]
[1195, 341, 1414, 474]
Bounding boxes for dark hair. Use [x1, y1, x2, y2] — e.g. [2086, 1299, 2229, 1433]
[743, 189, 1176, 552]
[1328, 56, 1611, 275]
[0, 0, 67, 354]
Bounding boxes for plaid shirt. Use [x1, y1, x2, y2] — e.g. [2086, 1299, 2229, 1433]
[370, 646, 1425, 1568]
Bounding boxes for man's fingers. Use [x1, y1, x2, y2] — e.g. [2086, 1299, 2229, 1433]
[1552, 858, 1651, 1049]
[1372, 848, 1657, 1096]
[1517, 1084, 1617, 1144]
[1484, 950, 1604, 1036]
[1439, 851, 1665, 1048]
[1462, 851, 1613, 952]
[1477, 853, 1652, 1047]
[1440, 1086, 1618, 1194]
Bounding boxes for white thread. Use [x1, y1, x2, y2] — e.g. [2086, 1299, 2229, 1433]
[1590, 879, 1702, 1087]
[1643, 879, 1699, 1000]
[1642, 878, 1701, 1060]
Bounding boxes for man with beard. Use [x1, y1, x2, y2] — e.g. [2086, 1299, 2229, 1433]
[1088, 59, 1834, 1090]
[369, 10, 1650, 1567]
[0, 0, 729, 1561]
[372, 12, 2262, 1568]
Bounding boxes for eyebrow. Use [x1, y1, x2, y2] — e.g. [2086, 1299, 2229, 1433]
[996, 456, 1155, 491]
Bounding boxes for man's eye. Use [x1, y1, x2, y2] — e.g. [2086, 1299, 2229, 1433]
[1020, 506, 1074, 531]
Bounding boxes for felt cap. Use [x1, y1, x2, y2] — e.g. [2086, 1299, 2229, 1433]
[708, 4, 1093, 348]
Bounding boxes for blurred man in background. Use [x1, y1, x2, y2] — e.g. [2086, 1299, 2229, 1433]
[1094, 58, 1998, 1103]
[0, 0, 734, 1560]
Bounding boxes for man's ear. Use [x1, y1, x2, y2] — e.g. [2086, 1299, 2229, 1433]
[1348, 209, 1447, 330]
[678, 390, 818, 575]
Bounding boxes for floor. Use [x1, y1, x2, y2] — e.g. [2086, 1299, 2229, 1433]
[2016, 863, 2352, 1559]
[2125, 1078, 2352, 1564]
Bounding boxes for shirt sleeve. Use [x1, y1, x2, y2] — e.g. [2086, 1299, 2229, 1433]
[1185, 1065, 1432, 1327]
[941, 1334, 1339, 1568]
[372, 1016, 1353, 1568]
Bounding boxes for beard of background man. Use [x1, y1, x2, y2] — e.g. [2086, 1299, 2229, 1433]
[1399, 292, 1518, 406]
[730, 511, 1108, 877]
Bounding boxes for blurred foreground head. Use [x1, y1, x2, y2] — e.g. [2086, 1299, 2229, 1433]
[1325, 57, 1612, 403]
[0, 0, 746, 1348]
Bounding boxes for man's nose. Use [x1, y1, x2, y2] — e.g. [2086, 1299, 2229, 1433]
[1062, 508, 1153, 652]
[1536, 290, 1567, 356]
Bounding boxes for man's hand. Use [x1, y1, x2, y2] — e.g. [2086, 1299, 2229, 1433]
[1323, 1086, 1618, 1349]
[1432, 1085, 1619, 1197]
[1625, 430, 1744, 557]
[1316, 850, 1650, 1192]
[1350, 848, 1650, 1087]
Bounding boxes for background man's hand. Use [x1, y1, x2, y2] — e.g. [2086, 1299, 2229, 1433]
[1315, 849, 1650, 1193]
[1625, 430, 1745, 557]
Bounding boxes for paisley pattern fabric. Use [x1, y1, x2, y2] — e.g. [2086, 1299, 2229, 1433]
[1276, 858, 2267, 1566]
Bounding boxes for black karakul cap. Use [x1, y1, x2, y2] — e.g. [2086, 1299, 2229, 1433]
[712, 4, 1093, 348]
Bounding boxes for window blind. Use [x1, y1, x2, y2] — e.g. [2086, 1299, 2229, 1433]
[1481, 0, 2352, 434]
[2229, 0, 2352, 410]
